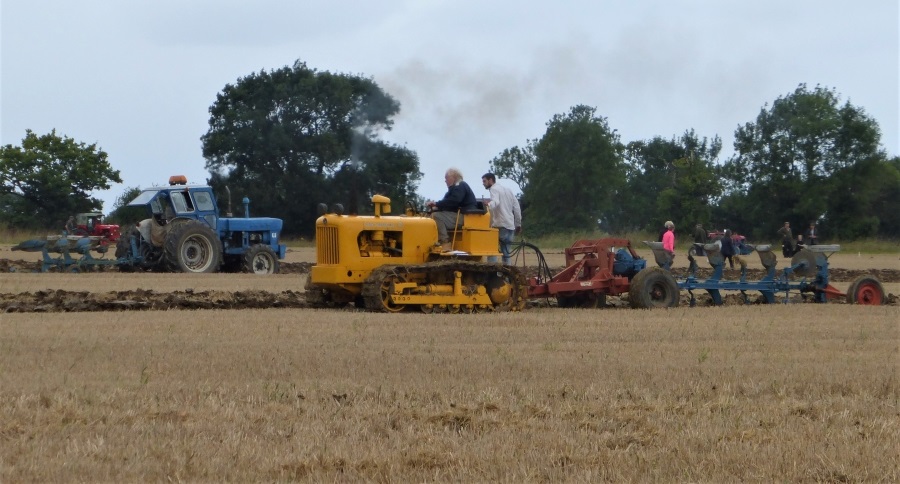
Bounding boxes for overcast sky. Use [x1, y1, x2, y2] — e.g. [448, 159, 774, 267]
[2, 1, 897, 212]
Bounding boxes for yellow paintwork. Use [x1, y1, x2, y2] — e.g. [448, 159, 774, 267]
[310, 195, 501, 300]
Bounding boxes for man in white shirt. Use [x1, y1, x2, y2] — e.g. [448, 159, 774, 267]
[481, 172, 522, 265]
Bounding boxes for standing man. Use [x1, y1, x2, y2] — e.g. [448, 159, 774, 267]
[692, 223, 707, 256]
[720, 229, 736, 270]
[427, 168, 477, 251]
[805, 222, 818, 245]
[481, 173, 522, 265]
[777, 221, 794, 257]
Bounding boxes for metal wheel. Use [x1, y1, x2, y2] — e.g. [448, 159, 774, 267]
[791, 249, 818, 277]
[379, 276, 405, 312]
[846, 276, 885, 305]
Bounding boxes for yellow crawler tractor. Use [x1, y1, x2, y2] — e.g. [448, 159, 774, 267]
[306, 195, 527, 312]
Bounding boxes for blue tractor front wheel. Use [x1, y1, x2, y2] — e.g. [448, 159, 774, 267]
[242, 245, 280, 275]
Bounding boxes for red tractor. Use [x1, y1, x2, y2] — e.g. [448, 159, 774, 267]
[69, 212, 121, 242]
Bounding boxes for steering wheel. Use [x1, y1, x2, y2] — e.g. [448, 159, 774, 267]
[406, 200, 419, 216]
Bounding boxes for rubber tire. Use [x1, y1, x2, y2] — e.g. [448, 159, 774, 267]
[163, 220, 222, 273]
[629, 267, 680, 309]
[242, 245, 280, 274]
[846, 275, 885, 305]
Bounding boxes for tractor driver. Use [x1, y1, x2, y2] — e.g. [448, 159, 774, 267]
[151, 193, 176, 226]
[427, 167, 477, 251]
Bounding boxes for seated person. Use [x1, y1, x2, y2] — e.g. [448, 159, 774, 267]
[427, 167, 477, 249]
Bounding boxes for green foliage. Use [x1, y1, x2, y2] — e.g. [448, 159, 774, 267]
[328, 137, 420, 215]
[0, 129, 121, 229]
[105, 186, 145, 225]
[489, 142, 536, 193]
[618, 132, 722, 232]
[525, 105, 625, 237]
[719, 84, 896, 240]
[201, 60, 420, 235]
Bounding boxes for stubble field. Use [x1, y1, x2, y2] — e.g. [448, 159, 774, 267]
[1, 246, 898, 481]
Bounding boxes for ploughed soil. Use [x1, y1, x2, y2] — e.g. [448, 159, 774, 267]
[1, 259, 896, 312]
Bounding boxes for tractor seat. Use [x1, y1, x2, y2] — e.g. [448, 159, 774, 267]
[461, 201, 487, 215]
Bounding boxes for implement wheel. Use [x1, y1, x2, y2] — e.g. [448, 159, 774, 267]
[629, 267, 679, 309]
[846, 276, 885, 305]
[163, 220, 222, 273]
[242, 245, 279, 274]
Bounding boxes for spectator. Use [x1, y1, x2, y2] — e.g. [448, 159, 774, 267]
[662, 221, 675, 259]
[692, 223, 707, 256]
[777, 221, 794, 257]
[805, 222, 819, 245]
[720, 229, 736, 269]
[481, 172, 522, 265]
[427, 167, 477, 251]
[64, 216, 76, 234]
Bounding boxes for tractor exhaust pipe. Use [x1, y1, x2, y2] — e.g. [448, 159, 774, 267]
[225, 186, 233, 217]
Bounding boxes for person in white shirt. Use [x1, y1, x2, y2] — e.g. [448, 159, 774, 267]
[481, 172, 522, 264]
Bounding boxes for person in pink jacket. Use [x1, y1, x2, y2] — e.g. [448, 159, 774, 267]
[662, 220, 675, 258]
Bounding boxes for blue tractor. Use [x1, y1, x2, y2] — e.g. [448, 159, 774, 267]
[115, 175, 286, 274]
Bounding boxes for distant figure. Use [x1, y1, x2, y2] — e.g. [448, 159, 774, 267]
[692, 223, 707, 256]
[481, 172, 522, 265]
[805, 222, 818, 245]
[777, 221, 794, 257]
[662, 221, 675, 259]
[64, 216, 76, 234]
[720, 229, 736, 269]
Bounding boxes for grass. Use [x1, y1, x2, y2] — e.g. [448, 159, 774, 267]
[1, 305, 898, 481]
[0, 227, 57, 245]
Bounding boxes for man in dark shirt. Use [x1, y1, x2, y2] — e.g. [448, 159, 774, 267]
[427, 168, 477, 250]
[805, 222, 818, 245]
[692, 223, 707, 256]
[777, 221, 794, 257]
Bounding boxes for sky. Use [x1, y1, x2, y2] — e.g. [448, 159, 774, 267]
[2, 1, 898, 213]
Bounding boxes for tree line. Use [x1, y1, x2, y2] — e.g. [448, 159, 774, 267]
[491, 85, 899, 241]
[2, 60, 897, 242]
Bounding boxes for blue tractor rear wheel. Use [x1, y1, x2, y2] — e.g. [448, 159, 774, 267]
[163, 220, 222, 273]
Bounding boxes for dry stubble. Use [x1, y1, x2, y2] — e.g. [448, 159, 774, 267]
[1, 305, 898, 481]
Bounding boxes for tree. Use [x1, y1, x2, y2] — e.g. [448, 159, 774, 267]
[105, 186, 144, 225]
[524, 105, 625, 236]
[328, 136, 420, 215]
[201, 60, 420, 235]
[0, 129, 122, 229]
[489, 142, 536, 193]
[720, 84, 895, 239]
[618, 131, 722, 232]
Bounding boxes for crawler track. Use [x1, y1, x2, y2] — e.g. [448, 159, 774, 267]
[361, 260, 528, 313]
